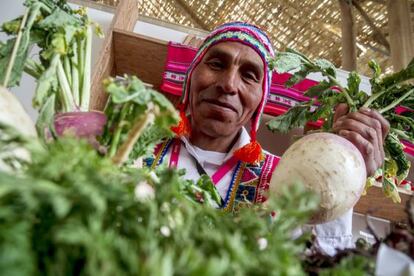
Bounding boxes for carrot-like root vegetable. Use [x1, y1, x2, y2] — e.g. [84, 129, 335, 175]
[270, 133, 366, 224]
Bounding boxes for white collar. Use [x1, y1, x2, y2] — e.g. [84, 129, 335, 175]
[181, 127, 251, 165]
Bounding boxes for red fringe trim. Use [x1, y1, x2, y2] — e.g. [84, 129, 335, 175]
[171, 111, 191, 137]
[233, 140, 263, 164]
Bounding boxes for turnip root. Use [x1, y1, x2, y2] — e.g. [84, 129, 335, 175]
[54, 111, 107, 138]
[53, 111, 107, 150]
[0, 86, 36, 137]
[270, 133, 366, 224]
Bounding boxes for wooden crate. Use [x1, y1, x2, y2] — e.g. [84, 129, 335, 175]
[90, 0, 180, 111]
[89, 0, 413, 223]
[355, 184, 412, 222]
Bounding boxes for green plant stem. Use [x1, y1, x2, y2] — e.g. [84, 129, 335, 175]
[2, 9, 29, 87]
[56, 60, 76, 112]
[77, 36, 85, 103]
[63, 55, 72, 87]
[37, 2, 52, 13]
[3, 2, 44, 87]
[71, 41, 79, 106]
[379, 88, 414, 114]
[327, 75, 355, 110]
[391, 114, 414, 127]
[362, 84, 398, 108]
[80, 25, 92, 111]
[391, 127, 414, 143]
[24, 59, 43, 79]
[108, 103, 131, 158]
[112, 107, 156, 166]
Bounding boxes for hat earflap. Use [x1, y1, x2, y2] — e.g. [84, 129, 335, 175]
[171, 104, 191, 137]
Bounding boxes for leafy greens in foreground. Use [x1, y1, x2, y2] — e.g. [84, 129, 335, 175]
[0, 137, 323, 275]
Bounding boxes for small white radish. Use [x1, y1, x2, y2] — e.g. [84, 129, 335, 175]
[0, 86, 36, 137]
[270, 132, 366, 224]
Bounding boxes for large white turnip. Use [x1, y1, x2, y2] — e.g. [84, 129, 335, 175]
[0, 86, 37, 172]
[0, 86, 36, 137]
[270, 132, 366, 224]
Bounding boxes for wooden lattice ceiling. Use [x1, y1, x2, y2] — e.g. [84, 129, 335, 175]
[89, 0, 414, 75]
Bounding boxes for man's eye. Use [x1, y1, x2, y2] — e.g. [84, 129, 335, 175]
[243, 72, 259, 82]
[207, 61, 223, 70]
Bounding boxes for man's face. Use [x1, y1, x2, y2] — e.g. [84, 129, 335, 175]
[189, 42, 264, 138]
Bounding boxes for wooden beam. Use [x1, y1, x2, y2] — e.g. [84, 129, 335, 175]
[366, 0, 387, 5]
[89, 0, 139, 111]
[352, 0, 390, 52]
[279, 2, 346, 48]
[338, 0, 357, 71]
[173, 0, 209, 30]
[323, 23, 389, 56]
[387, 0, 414, 71]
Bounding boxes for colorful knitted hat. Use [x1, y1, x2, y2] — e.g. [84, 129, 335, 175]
[172, 21, 275, 164]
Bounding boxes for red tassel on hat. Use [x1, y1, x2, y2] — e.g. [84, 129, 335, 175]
[233, 139, 263, 164]
[171, 110, 191, 137]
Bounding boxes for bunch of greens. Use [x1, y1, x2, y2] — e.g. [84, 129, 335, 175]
[0, 0, 103, 140]
[0, 137, 324, 275]
[267, 49, 414, 203]
[100, 75, 179, 165]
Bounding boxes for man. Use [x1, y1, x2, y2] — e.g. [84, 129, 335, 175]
[145, 22, 389, 255]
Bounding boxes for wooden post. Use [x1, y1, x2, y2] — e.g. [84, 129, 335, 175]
[351, 0, 390, 53]
[338, 0, 357, 71]
[388, 0, 414, 71]
[89, 0, 139, 111]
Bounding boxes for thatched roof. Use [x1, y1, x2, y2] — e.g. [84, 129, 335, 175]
[90, 0, 414, 75]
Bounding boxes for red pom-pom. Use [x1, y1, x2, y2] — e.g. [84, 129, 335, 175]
[233, 140, 263, 164]
[171, 111, 191, 136]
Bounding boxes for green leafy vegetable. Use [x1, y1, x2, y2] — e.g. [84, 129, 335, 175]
[0, 0, 103, 117]
[101, 75, 179, 165]
[267, 50, 414, 203]
[0, 137, 321, 275]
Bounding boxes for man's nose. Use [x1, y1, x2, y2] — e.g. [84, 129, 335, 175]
[217, 68, 239, 94]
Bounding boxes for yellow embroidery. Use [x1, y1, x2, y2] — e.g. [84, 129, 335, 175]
[223, 162, 246, 212]
[151, 140, 170, 170]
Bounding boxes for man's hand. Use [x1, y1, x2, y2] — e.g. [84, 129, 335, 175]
[332, 103, 390, 177]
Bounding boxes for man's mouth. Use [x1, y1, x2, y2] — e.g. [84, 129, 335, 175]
[203, 99, 238, 113]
